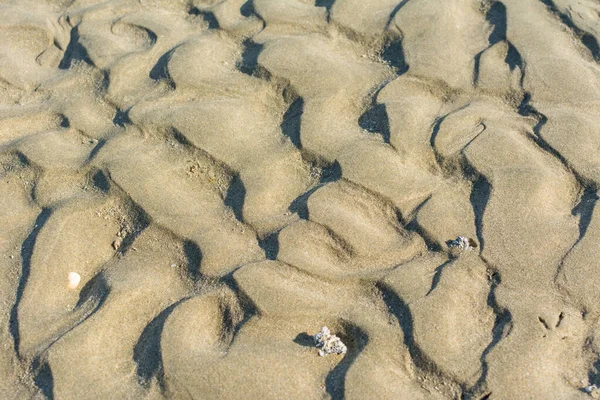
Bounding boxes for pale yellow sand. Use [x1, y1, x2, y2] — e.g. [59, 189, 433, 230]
[1, 0, 599, 399]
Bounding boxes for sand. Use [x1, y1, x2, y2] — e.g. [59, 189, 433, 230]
[0, 0, 599, 398]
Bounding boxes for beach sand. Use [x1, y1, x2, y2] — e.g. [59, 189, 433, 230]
[1, 0, 600, 398]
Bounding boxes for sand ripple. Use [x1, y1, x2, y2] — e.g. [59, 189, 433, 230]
[0, 0, 599, 398]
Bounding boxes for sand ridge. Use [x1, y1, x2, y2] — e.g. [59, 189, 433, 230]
[0, 0, 599, 399]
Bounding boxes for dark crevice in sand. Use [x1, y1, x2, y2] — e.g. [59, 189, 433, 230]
[486, 1, 507, 46]
[136, 128, 257, 238]
[315, 0, 335, 23]
[470, 175, 491, 253]
[379, 285, 449, 375]
[505, 42, 524, 88]
[381, 35, 409, 75]
[149, 48, 177, 88]
[237, 39, 264, 77]
[224, 174, 246, 223]
[465, 270, 512, 399]
[426, 257, 455, 296]
[29, 273, 111, 365]
[86, 139, 106, 163]
[74, 272, 110, 311]
[474, 1, 508, 86]
[280, 94, 304, 149]
[517, 93, 590, 212]
[553, 187, 598, 283]
[58, 25, 94, 69]
[538, 0, 600, 62]
[518, 93, 587, 186]
[404, 190, 431, 223]
[218, 292, 246, 350]
[321, 177, 432, 253]
[170, 127, 196, 148]
[164, 128, 247, 222]
[324, 322, 368, 400]
[131, 25, 157, 47]
[240, 0, 266, 31]
[52, 37, 64, 52]
[288, 188, 314, 220]
[240, 0, 256, 18]
[45, 273, 111, 355]
[288, 160, 341, 220]
[332, 177, 438, 254]
[473, 51, 483, 87]
[476, 2, 524, 91]
[183, 240, 203, 283]
[99, 69, 110, 93]
[428, 103, 473, 178]
[572, 186, 599, 241]
[222, 275, 259, 342]
[59, 114, 70, 128]
[319, 160, 342, 183]
[588, 356, 600, 390]
[385, 0, 410, 30]
[32, 356, 53, 399]
[404, 197, 443, 252]
[258, 231, 279, 260]
[188, 7, 220, 30]
[359, 102, 391, 144]
[134, 300, 184, 392]
[378, 283, 460, 397]
[91, 169, 111, 192]
[358, 34, 409, 149]
[220, 299, 235, 340]
[9, 207, 53, 359]
[113, 108, 131, 127]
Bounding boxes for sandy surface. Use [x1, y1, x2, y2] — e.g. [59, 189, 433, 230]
[1, 0, 600, 398]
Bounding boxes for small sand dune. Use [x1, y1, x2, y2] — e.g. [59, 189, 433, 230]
[0, 0, 599, 399]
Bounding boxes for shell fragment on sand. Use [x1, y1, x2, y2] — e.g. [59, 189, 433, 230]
[67, 272, 81, 289]
[313, 326, 347, 357]
[584, 385, 600, 398]
[448, 236, 477, 251]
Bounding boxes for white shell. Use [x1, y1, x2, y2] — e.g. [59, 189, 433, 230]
[68, 272, 81, 289]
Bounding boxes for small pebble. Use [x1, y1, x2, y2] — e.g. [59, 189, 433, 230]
[112, 238, 122, 250]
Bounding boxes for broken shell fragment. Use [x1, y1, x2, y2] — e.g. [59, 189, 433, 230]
[112, 237, 122, 250]
[584, 384, 599, 396]
[68, 272, 81, 289]
[314, 326, 347, 357]
[448, 236, 477, 251]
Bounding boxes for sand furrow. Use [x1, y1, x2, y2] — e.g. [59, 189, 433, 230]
[0, 158, 42, 398]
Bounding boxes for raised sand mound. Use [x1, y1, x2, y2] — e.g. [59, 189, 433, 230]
[1, 0, 600, 398]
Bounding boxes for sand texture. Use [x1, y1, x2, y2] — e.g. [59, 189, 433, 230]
[0, 0, 599, 398]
